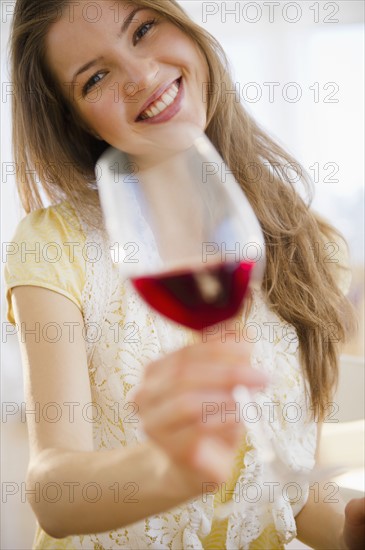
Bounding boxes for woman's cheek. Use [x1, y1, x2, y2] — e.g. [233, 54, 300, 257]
[83, 87, 127, 138]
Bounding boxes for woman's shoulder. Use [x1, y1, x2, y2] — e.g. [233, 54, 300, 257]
[12, 200, 85, 243]
[4, 201, 87, 324]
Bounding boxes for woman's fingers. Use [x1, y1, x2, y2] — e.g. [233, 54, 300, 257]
[139, 389, 237, 430]
[141, 340, 267, 408]
[143, 339, 252, 383]
[151, 421, 242, 484]
[192, 436, 239, 482]
[135, 338, 267, 485]
[141, 389, 245, 446]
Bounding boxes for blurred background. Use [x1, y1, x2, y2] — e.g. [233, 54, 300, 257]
[1, 1, 364, 548]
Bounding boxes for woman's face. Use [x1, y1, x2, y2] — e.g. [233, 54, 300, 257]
[46, 0, 210, 160]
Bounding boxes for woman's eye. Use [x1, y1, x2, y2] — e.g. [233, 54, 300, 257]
[83, 72, 105, 95]
[134, 19, 156, 44]
[81, 17, 157, 95]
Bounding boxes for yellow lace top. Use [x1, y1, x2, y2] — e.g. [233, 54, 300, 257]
[5, 201, 329, 549]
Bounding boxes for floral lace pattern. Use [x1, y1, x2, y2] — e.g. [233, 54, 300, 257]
[33, 205, 317, 550]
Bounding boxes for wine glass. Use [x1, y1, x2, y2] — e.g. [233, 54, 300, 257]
[96, 125, 266, 515]
[96, 126, 265, 331]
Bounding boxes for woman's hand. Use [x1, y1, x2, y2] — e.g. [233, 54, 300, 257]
[134, 337, 267, 494]
[342, 497, 365, 549]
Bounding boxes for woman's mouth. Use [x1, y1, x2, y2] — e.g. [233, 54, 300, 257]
[136, 77, 183, 124]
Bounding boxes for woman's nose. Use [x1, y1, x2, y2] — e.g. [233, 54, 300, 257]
[119, 55, 159, 98]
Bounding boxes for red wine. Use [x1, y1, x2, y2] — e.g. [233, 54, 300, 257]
[132, 261, 254, 330]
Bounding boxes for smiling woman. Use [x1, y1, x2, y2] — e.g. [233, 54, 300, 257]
[5, 0, 364, 549]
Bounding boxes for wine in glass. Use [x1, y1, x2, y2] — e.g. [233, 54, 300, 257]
[96, 126, 265, 331]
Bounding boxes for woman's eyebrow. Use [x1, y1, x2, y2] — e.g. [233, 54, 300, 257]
[71, 6, 144, 85]
[117, 6, 145, 38]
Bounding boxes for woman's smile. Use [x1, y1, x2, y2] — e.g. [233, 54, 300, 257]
[136, 77, 183, 123]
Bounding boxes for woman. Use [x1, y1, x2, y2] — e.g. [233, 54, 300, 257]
[5, 0, 364, 548]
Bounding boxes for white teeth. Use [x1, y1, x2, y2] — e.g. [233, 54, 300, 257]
[139, 80, 180, 120]
[150, 105, 160, 116]
[155, 100, 166, 111]
[166, 84, 179, 98]
[161, 92, 174, 105]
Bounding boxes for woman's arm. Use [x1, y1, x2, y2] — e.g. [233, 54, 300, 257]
[13, 286, 194, 538]
[27, 441, 194, 539]
[13, 286, 266, 539]
[295, 484, 346, 549]
[295, 422, 344, 548]
[295, 423, 364, 549]
[296, 489, 365, 549]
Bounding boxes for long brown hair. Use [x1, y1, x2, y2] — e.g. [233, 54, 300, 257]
[10, 0, 356, 418]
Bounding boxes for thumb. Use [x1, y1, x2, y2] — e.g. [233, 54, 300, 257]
[192, 436, 235, 484]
